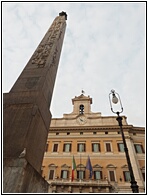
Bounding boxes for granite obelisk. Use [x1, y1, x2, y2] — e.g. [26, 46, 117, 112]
[3, 12, 67, 192]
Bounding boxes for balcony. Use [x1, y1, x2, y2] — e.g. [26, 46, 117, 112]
[47, 178, 112, 193]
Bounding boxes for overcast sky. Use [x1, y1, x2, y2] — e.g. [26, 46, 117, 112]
[3, 2, 146, 127]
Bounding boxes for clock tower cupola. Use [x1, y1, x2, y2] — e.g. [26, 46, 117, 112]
[63, 91, 101, 120]
[71, 92, 93, 115]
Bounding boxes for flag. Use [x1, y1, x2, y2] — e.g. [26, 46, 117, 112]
[86, 155, 93, 179]
[72, 156, 76, 181]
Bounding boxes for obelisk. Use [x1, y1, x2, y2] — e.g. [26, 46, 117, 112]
[3, 12, 67, 192]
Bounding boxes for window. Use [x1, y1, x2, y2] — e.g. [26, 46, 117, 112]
[77, 143, 86, 152]
[77, 170, 85, 180]
[56, 132, 59, 135]
[105, 132, 108, 134]
[79, 104, 84, 114]
[49, 170, 54, 179]
[117, 143, 124, 152]
[142, 172, 145, 181]
[106, 143, 111, 152]
[61, 170, 69, 179]
[67, 132, 70, 135]
[63, 143, 71, 152]
[134, 144, 144, 153]
[53, 144, 58, 152]
[92, 143, 100, 152]
[94, 171, 102, 180]
[93, 132, 96, 135]
[109, 171, 115, 181]
[123, 171, 131, 182]
[80, 132, 83, 135]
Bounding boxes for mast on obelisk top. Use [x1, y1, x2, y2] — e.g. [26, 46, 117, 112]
[3, 11, 67, 180]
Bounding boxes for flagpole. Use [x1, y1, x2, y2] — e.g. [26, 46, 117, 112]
[72, 155, 76, 182]
[80, 154, 81, 181]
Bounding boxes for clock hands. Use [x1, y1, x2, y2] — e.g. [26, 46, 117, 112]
[77, 116, 87, 124]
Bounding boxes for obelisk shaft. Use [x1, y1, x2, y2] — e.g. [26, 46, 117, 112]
[3, 12, 67, 172]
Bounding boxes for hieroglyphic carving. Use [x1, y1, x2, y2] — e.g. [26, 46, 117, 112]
[31, 15, 65, 67]
[51, 48, 58, 67]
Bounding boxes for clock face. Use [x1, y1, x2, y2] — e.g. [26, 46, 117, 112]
[77, 116, 87, 125]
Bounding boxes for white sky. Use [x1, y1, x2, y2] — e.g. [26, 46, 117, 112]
[2, 2, 146, 127]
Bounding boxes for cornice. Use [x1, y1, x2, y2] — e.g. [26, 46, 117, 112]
[49, 125, 133, 131]
[51, 115, 127, 121]
[130, 127, 145, 131]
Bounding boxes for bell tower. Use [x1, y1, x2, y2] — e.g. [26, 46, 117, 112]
[71, 93, 93, 115]
[3, 12, 67, 192]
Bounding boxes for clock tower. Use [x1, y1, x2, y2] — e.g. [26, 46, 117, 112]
[72, 93, 93, 115]
[71, 93, 97, 125]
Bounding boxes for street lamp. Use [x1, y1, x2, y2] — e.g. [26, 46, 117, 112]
[109, 90, 139, 193]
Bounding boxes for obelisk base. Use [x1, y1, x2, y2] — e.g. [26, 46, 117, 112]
[3, 158, 49, 193]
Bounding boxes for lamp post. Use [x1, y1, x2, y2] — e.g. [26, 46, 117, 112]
[109, 90, 139, 193]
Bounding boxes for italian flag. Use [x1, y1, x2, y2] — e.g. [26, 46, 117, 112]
[72, 156, 76, 181]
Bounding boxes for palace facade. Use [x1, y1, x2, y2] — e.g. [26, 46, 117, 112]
[42, 93, 145, 193]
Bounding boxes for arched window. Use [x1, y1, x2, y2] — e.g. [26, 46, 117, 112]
[79, 104, 84, 114]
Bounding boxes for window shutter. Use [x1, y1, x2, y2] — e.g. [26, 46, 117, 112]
[134, 144, 138, 153]
[100, 171, 103, 179]
[94, 171, 96, 179]
[141, 145, 145, 153]
[84, 171, 85, 179]
[106, 143, 111, 152]
[49, 170, 54, 179]
[56, 144, 58, 151]
[84, 144, 86, 152]
[53, 144, 55, 152]
[61, 170, 63, 178]
[92, 143, 94, 152]
[54, 144, 58, 152]
[117, 143, 120, 151]
[109, 171, 115, 181]
[67, 170, 69, 178]
[142, 172, 145, 181]
[98, 143, 101, 152]
[63, 144, 65, 152]
[69, 144, 71, 152]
